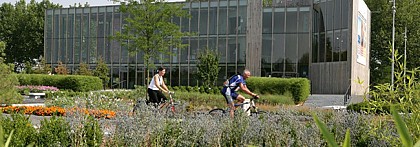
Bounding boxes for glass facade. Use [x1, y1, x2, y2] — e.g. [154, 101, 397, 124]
[312, 0, 349, 63]
[261, 0, 312, 78]
[45, 0, 352, 89]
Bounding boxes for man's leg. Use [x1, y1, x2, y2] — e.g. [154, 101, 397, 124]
[222, 88, 235, 118]
[236, 94, 245, 105]
[228, 102, 235, 118]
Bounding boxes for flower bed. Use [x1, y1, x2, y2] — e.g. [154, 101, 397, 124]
[1, 106, 116, 119]
[16, 85, 59, 94]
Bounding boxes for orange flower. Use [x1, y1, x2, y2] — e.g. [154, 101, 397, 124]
[0, 106, 116, 119]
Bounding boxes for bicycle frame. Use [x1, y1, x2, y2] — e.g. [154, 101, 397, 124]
[209, 97, 264, 117]
[158, 93, 176, 113]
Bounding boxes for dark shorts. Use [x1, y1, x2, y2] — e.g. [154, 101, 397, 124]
[221, 87, 238, 104]
[147, 88, 167, 104]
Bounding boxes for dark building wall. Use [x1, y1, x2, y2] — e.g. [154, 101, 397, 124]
[44, 0, 368, 94]
[309, 0, 352, 94]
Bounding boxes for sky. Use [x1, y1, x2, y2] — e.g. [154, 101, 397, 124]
[0, 0, 185, 7]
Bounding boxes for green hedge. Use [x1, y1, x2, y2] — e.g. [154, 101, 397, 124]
[16, 74, 102, 92]
[246, 77, 310, 104]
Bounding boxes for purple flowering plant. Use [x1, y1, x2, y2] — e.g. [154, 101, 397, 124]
[15, 85, 59, 93]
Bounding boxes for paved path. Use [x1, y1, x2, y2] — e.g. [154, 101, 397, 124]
[303, 95, 346, 109]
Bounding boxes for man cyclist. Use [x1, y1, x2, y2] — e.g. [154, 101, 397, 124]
[221, 69, 259, 118]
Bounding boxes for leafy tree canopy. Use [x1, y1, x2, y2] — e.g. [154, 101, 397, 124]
[365, 0, 420, 85]
[0, 0, 61, 64]
[112, 0, 190, 85]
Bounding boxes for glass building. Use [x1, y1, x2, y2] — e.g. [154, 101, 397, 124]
[45, 0, 370, 95]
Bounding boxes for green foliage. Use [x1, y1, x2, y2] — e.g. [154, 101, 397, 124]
[70, 115, 103, 147]
[196, 48, 220, 87]
[83, 116, 103, 147]
[348, 48, 420, 144]
[0, 41, 22, 104]
[32, 56, 52, 74]
[112, 0, 190, 84]
[314, 106, 420, 147]
[0, 123, 14, 147]
[313, 113, 349, 147]
[220, 114, 249, 146]
[0, 113, 37, 146]
[76, 62, 92, 76]
[16, 74, 102, 92]
[0, 0, 61, 64]
[93, 57, 109, 89]
[246, 77, 310, 104]
[38, 116, 71, 147]
[23, 61, 33, 74]
[365, 0, 420, 85]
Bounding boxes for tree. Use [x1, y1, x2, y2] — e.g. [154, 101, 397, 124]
[93, 57, 109, 89]
[76, 62, 92, 76]
[111, 0, 189, 85]
[365, 0, 420, 85]
[196, 48, 220, 87]
[0, 0, 61, 64]
[0, 41, 22, 104]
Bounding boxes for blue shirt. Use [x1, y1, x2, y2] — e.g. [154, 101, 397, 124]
[226, 75, 246, 91]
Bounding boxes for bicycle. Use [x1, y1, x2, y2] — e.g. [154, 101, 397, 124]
[133, 92, 181, 115]
[208, 96, 266, 117]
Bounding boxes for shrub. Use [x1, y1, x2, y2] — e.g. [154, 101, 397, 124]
[246, 77, 310, 104]
[38, 116, 71, 147]
[0, 113, 37, 146]
[93, 57, 109, 89]
[84, 116, 103, 147]
[16, 74, 102, 92]
[180, 86, 187, 92]
[0, 67, 22, 104]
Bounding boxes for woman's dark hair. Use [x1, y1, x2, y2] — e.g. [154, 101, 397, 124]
[157, 67, 165, 72]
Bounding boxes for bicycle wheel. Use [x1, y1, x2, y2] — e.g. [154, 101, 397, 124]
[208, 108, 226, 117]
[132, 99, 148, 114]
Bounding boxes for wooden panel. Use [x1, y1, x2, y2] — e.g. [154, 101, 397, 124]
[310, 62, 349, 94]
[246, 0, 262, 76]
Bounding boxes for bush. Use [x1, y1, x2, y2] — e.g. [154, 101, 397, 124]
[82, 116, 103, 147]
[16, 74, 102, 92]
[0, 113, 37, 146]
[38, 116, 71, 147]
[0, 64, 22, 105]
[246, 77, 310, 104]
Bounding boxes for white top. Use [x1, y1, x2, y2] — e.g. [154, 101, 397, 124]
[148, 74, 163, 90]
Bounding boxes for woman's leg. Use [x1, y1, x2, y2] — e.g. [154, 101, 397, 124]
[156, 91, 167, 104]
[147, 88, 159, 104]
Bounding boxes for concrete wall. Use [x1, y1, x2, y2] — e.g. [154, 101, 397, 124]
[350, 0, 370, 95]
